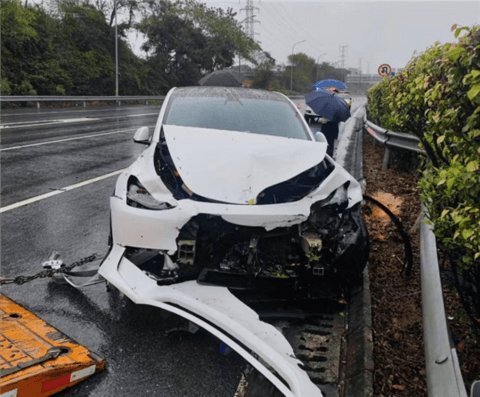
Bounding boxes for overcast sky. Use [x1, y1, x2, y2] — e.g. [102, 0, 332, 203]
[128, 0, 479, 73]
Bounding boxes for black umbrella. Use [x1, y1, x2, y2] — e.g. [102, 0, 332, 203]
[305, 90, 351, 123]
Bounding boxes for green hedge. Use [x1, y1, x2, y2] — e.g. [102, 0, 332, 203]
[367, 25, 480, 327]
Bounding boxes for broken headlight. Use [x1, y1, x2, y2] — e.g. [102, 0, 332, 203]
[127, 177, 174, 210]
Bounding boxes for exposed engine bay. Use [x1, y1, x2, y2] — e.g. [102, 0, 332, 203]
[123, 193, 368, 295]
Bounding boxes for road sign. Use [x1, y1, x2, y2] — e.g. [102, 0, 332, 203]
[378, 64, 392, 77]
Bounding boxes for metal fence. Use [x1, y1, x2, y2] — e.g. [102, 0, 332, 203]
[364, 113, 470, 397]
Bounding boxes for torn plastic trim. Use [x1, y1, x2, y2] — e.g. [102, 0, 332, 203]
[98, 245, 323, 397]
[122, 144, 178, 207]
[126, 176, 175, 210]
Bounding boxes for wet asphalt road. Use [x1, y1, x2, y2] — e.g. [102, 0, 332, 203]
[1, 104, 245, 397]
[0, 98, 364, 396]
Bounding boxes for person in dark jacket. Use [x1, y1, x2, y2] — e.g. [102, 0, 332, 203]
[321, 120, 339, 157]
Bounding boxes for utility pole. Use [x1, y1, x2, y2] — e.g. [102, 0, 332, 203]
[316, 53, 327, 81]
[339, 45, 348, 68]
[114, 0, 118, 98]
[290, 40, 306, 91]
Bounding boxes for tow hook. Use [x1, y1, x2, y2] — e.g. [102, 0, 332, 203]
[42, 251, 67, 284]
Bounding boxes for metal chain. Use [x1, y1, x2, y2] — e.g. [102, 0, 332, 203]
[0, 254, 103, 286]
[63, 254, 100, 272]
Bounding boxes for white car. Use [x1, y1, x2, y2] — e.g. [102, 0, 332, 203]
[98, 86, 368, 396]
[101, 86, 367, 288]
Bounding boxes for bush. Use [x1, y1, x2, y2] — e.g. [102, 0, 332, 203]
[1, 77, 11, 95]
[367, 25, 480, 328]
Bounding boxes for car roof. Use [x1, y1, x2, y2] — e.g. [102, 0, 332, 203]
[169, 86, 288, 103]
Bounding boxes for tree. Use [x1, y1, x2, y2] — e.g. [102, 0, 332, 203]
[284, 52, 315, 93]
[252, 60, 277, 90]
[138, 0, 260, 89]
[1, 1, 154, 96]
[313, 62, 350, 84]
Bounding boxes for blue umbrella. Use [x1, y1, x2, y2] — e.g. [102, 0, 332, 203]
[305, 90, 351, 123]
[312, 79, 348, 91]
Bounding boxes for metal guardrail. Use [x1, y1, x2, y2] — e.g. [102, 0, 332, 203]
[363, 105, 472, 397]
[363, 117, 425, 169]
[0, 95, 165, 102]
[0, 95, 165, 108]
[420, 210, 468, 397]
[364, 119, 425, 154]
[0, 94, 304, 108]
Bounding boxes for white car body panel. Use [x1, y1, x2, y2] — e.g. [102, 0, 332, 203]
[163, 125, 328, 204]
[98, 245, 323, 396]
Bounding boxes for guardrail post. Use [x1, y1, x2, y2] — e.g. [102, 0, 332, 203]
[83, 101, 86, 108]
[145, 100, 148, 105]
[382, 147, 391, 170]
[36, 102, 40, 109]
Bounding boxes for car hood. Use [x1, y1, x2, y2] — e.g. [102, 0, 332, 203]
[163, 125, 328, 205]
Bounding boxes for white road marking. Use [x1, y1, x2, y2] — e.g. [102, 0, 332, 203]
[1, 113, 158, 129]
[0, 118, 99, 129]
[0, 128, 135, 151]
[0, 170, 125, 213]
[123, 113, 158, 117]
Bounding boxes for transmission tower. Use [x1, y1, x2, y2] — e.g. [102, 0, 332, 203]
[339, 45, 348, 68]
[241, 0, 260, 41]
[240, 0, 261, 66]
[359, 58, 362, 88]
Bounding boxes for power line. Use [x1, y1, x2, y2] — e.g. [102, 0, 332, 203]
[276, 3, 323, 55]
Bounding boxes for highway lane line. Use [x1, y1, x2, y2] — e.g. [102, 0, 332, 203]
[0, 169, 125, 213]
[0, 126, 154, 151]
[0, 118, 100, 129]
[0, 113, 158, 129]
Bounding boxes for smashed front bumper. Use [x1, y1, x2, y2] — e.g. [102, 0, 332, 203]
[98, 244, 323, 397]
[99, 153, 367, 396]
[110, 162, 362, 255]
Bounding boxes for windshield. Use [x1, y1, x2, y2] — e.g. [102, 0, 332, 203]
[163, 89, 311, 141]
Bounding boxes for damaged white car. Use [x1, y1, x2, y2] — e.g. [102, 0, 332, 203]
[102, 87, 368, 293]
[98, 86, 368, 396]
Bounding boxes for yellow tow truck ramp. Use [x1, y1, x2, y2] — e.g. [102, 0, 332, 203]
[0, 293, 106, 397]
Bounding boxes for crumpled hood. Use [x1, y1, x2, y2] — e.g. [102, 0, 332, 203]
[163, 125, 327, 204]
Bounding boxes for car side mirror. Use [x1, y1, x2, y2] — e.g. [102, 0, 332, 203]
[314, 130, 327, 143]
[133, 126, 150, 144]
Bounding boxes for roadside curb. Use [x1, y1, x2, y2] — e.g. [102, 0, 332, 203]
[344, 266, 374, 397]
[341, 104, 374, 397]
